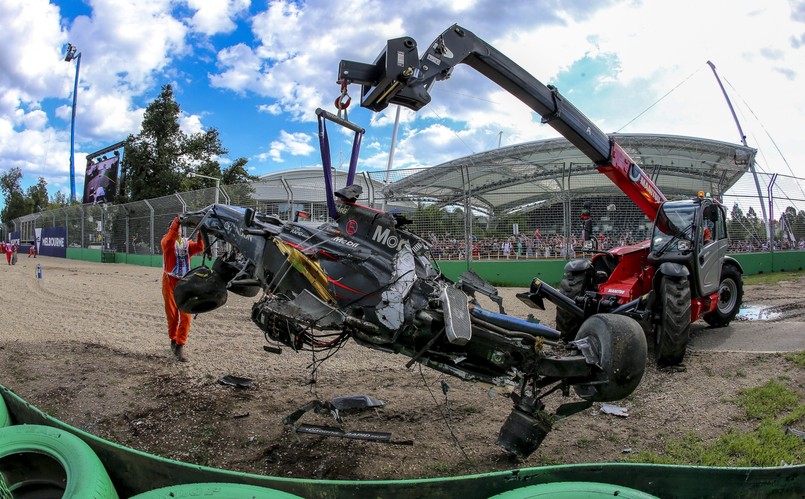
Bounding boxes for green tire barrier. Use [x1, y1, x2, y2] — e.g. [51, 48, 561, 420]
[0, 424, 118, 499]
[489, 481, 659, 498]
[130, 482, 304, 499]
[0, 394, 9, 428]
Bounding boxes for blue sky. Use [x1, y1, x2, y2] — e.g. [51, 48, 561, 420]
[2, 0, 805, 210]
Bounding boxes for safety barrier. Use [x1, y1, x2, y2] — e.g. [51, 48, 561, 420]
[1, 384, 803, 499]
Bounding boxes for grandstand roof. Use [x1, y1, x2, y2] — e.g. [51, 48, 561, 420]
[383, 134, 757, 215]
[253, 167, 387, 204]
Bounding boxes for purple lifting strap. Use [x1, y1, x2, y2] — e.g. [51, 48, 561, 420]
[316, 108, 365, 219]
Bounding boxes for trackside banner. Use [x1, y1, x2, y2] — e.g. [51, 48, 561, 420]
[35, 227, 67, 258]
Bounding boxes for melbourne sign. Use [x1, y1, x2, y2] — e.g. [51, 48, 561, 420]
[35, 227, 67, 258]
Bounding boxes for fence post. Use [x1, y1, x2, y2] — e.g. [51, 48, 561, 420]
[144, 199, 155, 254]
[81, 204, 85, 249]
[768, 173, 778, 256]
[125, 211, 130, 254]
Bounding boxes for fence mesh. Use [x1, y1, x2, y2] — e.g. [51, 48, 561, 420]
[9, 169, 805, 259]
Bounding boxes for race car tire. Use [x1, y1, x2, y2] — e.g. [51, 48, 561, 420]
[228, 282, 261, 297]
[573, 313, 647, 402]
[0, 424, 118, 498]
[129, 482, 303, 498]
[703, 264, 743, 327]
[212, 259, 261, 297]
[174, 266, 228, 314]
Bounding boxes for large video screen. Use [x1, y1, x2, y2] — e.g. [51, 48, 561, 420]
[82, 154, 119, 205]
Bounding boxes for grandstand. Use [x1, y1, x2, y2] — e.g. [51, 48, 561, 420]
[376, 133, 768, 257]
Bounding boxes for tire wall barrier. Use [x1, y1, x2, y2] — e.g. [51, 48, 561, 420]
[0, 394, 9, 428]
[0, 424, 119, 498]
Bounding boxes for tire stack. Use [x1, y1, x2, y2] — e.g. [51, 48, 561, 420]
[0, 392, 303, 498]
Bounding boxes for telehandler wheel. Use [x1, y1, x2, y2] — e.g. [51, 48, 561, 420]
[572, 314, 647, 402]
[556, 268, 590, 341]
[174, 266, 228, 314]
[703, 264, 743, 327]
[655, 275, 691, 366]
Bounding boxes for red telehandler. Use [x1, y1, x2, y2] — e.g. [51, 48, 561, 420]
[338, 24, 744, 365]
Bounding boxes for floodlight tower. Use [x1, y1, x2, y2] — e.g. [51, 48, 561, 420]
[64, 43, 81, 203]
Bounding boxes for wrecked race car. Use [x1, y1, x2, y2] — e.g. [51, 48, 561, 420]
[175, 184, 647, 458]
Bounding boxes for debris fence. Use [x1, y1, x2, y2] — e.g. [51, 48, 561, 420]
[8, 169, 805, 259]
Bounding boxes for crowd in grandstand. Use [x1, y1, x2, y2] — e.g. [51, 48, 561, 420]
[425, 230, 801, 261]
[426, 229, 651, 261]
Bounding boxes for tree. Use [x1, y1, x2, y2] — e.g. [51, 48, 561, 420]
[50, 190, 69, 208]
[1, 167, 30, 226]
[27, 177, 49, 213]
[222, 157, 257, 185]
[120, 84, 228, 202]
[727, 202, 751, 243]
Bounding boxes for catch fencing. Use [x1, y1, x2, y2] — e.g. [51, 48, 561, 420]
[8, 169, 805, 260]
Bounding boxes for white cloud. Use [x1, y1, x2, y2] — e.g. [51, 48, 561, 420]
[179, 112, 204, 135]
[265, 130, 314, 163]
[185, 0, 250, 36]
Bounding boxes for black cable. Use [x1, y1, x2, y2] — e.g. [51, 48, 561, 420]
[418, 365, 476, 470]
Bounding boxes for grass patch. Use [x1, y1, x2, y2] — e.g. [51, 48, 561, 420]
[631, 422, 805, 467]
[743, 270, 805, 286]
[784, 351, 805, 368]
[779, 404, 805, 426]
[629, 378, 805, 466]
[458, 405, 483, 415]
[737, 380, 799, 420]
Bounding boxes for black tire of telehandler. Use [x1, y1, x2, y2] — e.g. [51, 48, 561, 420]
[703, 264, 743, 327]
[174, 266, 228, 314]
[572, 313, 647, 402]
[655, 275, 691, 366]
[556, 269, 588, 341]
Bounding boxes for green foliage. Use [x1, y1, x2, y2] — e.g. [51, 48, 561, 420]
[1, 167, 53, 224]
[26, 177, 49, 213]
[120, 84, 231, 202]
[737, 380, 800, 420]
[50, 190, 69, 208]
[222, 157, 258, 185]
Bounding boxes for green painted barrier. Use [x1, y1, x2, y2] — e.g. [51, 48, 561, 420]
[65, 248, 207, 268]
[438, 252, 805, 287]
[1, 385, 803, 499]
